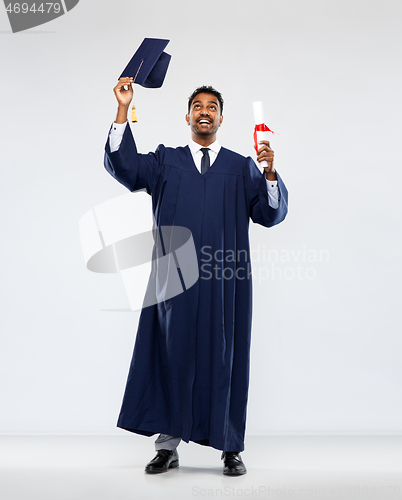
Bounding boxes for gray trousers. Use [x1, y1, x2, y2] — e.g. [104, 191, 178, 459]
[155, 434, 181, 451]
[154, 434, 239, 452]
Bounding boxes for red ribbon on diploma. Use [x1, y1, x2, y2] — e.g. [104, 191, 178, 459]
[254, 123, 274, 152]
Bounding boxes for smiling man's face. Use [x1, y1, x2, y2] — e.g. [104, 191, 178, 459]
[186, 93, 223, 145]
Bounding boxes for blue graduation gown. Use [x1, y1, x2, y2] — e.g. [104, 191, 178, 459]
[104, 125, 288, 452]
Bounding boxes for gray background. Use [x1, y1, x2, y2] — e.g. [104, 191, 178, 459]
[0, 0, 401, 436]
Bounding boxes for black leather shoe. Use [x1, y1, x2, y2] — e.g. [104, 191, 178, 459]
[221, 451, 247, 476]
[145, 448, 179, 474]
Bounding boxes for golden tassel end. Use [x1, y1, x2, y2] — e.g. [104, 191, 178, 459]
[131, 104, 138, 123]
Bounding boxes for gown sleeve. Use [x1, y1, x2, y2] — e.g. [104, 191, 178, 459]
[246, 156, 288, 228]
[104, 123, 164, 194]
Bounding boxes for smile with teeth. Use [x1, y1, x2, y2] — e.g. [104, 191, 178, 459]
[198, 119, 211, 124]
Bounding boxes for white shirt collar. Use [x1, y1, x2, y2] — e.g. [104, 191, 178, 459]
[188, 139, 221, 155]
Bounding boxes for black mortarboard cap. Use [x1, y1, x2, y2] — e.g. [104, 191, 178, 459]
[119, 38, 171, 88]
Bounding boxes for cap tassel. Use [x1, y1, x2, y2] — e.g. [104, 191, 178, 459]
[131, 102, 138, 123]
[130, 60, 143, 123]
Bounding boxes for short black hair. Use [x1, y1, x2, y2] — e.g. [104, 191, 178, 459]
[188, 85, 224, 115]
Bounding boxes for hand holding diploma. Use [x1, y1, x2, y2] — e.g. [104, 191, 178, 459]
[257, 140, 276, 180]
[253, 101, 277, 181]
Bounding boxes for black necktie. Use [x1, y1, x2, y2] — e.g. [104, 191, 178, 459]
[200, 148, 210, 175]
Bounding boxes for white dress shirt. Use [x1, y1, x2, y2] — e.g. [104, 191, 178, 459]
[187, 138, 220, 172]
[109, 122, 279, 209]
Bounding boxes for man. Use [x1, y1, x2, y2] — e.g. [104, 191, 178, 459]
[104, 79, 288, 475]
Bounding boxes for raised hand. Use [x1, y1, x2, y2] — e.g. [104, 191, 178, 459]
[113, 77, 134, 124]
[114, 77, 134, 107]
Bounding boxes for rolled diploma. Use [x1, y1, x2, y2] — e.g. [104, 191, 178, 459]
[253, 101, 273, 171]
